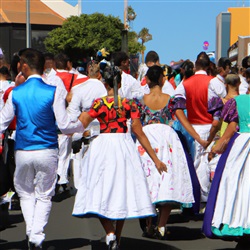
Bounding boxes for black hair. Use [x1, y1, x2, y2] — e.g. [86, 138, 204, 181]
[242, 56, 250, 69]
[230, 65, 239, 74]
[145, 51, 159, 64]
[196, 51, 210, 61]
[146, 65, 164, 88]
[245, 67, 250, 79]
[180, 60, 194, 79]
[0, 66, 10, 76]
[54, 53, 70, 69]
[18, 48, 45, 75]
[217, 57, 231, 70]
[111, 51, 129, 67]
[103, 65, 121, 88]
[43, 52, 54, 61]
[10, 52, 20, 80]
[195, 56, 210, 70]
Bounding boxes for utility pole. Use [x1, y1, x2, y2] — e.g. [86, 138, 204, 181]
[121, 0, 128, 53]
[124, 0, 128, 30]
[26, 0, 31, 48]
[78, 0, 82, 16]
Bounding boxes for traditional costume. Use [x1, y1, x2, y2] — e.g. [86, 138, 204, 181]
[135, 99, 195, 207]
[202, 95, 250, 240]
[67, 78, 107, 189]
[0, 75, 83, 247]
[72, 96, 155, 220]
[174, 71, 214, 202]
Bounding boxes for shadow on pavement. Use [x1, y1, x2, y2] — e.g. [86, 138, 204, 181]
[166, 226, 205, 241]
[44, 238, 90, 250]
[0, 238, 28, 250]
[9, 213, 24, 224]
[0, 238, 90, 250]
[90, 237, 181, 250]
[0, 211, 24, 232]
[52, 188, 77, 203]
[168, 213, 204, 224]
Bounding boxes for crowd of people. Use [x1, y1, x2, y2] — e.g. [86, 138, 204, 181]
[0, 48, 249, 250]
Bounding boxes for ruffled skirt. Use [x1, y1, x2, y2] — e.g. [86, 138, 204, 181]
[136, 124, 194, 205]
[203, 133, 250, 238]
[72, 133, 155, 220]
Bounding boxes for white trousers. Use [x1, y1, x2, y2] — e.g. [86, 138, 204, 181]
[57, 134, 72, 184]
[14, 149, 58, 246]
[191, 124, 212, 202]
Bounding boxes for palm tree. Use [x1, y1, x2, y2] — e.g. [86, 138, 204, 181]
[138, 28, 152, 63]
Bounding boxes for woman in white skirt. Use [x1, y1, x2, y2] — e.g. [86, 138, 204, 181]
[202, 70, 250, 247]
[135, 65, 201, 239]
[73, 66, 167, 250]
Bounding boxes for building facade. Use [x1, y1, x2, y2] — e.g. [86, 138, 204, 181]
[216, 7, 250, 67]
[0, 0, 74, 63]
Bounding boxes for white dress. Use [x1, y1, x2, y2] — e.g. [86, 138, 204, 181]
[72, 97, 155, 220]
[203, 95, 250, 239]
[135, 100, 194, 205]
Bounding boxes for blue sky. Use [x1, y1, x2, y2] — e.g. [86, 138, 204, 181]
[65, 0, 249, 65]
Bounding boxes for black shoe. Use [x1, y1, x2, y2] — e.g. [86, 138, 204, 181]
[142, 225, 156, 238]
[108, 240, 119, 250]
[152, 228, 170, 240]
[29, 242, 42, 250]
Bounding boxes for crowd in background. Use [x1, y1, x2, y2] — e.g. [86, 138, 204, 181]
[0, 48, 249, 250]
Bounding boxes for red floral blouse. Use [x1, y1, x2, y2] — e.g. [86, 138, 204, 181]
[88, 96, 140, 133]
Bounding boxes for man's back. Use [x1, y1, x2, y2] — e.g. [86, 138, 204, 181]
[68, 78, 106, 118]
[183, 74, 213, 124]
[12, 76, 57, 150]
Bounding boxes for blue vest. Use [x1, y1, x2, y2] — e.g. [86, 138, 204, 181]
[12, 77, 58, 150]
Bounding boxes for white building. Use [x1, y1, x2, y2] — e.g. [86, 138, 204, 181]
[41, 0, 80, 18]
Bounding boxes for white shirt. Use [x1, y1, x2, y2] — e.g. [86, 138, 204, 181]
[162, 79, 175, 96]
[43, 68, 67, 94]
[137, 63, 148, 82]
[67, 78, 107, 137]
[174, 70, 208, 98]
[0, 80, 15, 110]
[119, 71, 144, 100]
[208, 74, 226, 101]
[68, 78, 107, 119]
[239, 74, 248, 95]
[0, 75, 84, 135]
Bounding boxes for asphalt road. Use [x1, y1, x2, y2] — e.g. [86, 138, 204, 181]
[0, 189, 242, 250]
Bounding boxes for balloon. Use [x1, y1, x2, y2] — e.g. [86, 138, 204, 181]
[203, 41, 209, 47]
[203, 45, 208, 50]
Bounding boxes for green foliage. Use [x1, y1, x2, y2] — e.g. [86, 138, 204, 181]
[138, 28, 152, 45]
[44, 13, 122, 59]
[127, 6, 136, 21]
[128, 31, 143, 55]
[44, 13, 142, 60]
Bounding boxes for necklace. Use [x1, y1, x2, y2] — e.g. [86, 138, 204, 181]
[216, 76, 224, 84]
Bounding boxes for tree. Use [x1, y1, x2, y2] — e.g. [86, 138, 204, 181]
[128, 31, 143, 55]
[44, 13, 142, 61]
[138, 28, 152, 63]
[127, 6, 137, 28]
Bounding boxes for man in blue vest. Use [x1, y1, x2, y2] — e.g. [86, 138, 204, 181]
[0, 48, 84, 250]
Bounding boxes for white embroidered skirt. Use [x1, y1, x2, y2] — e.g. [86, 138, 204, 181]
[211, 133, 250, 236]
[136, 124, 194, 205]
[72, 133, 155, 220]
